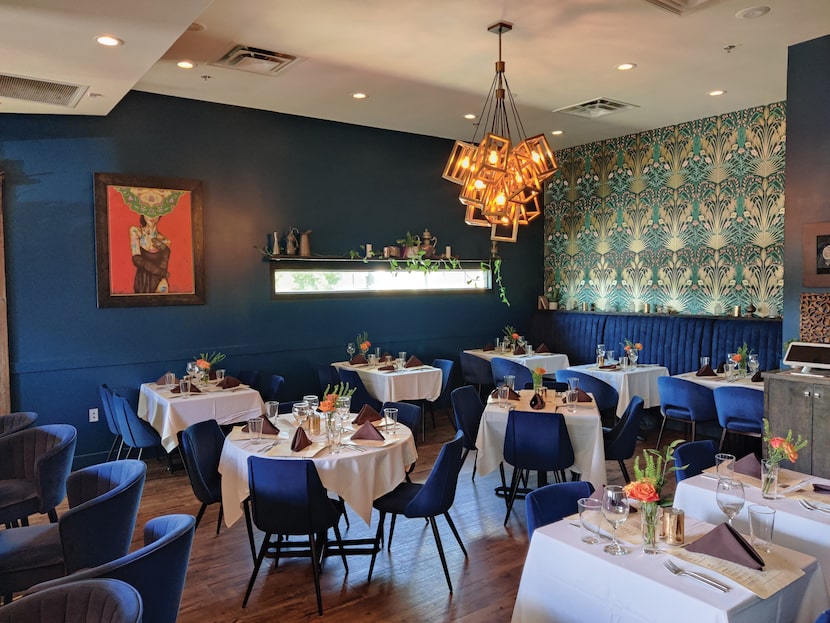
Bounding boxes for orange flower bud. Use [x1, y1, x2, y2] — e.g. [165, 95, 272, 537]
[623, 481, 660, 503]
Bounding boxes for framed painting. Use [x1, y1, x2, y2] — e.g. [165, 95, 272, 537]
[803, 221, 830, 287]
[94, 173, 204, 307]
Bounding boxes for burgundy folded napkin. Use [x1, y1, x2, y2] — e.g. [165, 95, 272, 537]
[290, 427, 312, 452]
[513, 345, 524, 356]
[576, 388, 592, 403]
[483, 343, 495, 351]
[686, 522, 764, 570]
[529, 393, 546, 410]
[535, 343, 550, 354]
[716, 361, 726, 374]
[733, 453, 762, 478]
[696, 364, 717, 377]
[405, 355, 423, 368]
[382, 352, 392, 361]
[490, 388, 521, 400]
[170, 384, 201, 394]
[599, 364, 618, 370]
[351, 421, 385, 441]
[242, 415, 280, 436]
[156, 372, 176, 385]
[377, 364, 395, 371]
[751, 370, 763, 382]
[813, 483, 830, 494]
[217, 376, 240, 389]
[350, 354, 368, 365]
[352, 404, 382, 425]
[208, 369, 217, 380]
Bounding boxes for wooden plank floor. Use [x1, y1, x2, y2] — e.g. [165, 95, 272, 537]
[41, 408, 688, 622]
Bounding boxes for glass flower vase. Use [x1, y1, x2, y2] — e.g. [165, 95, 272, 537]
[761, 459, 779, 499]
[640, 503, 661, 554]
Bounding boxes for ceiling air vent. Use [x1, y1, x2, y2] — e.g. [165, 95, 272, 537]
[640, 0, 724, 16]
[0, 73, 87, 107]
[211, 44, 297, 76]
[554, 97, 639, 119]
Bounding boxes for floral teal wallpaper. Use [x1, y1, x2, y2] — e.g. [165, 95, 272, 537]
[543, 102, 785, 317]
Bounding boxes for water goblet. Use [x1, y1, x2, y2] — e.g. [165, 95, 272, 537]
[303, 394, 319, 411]
[748, 354, 760, 376]
[716, 478, 745, 526]
[602, 485, 630, 556]
[628, 348, 639, 366]
[336, 395, 351, 426]
[346, 343, 356, 359]
[292, 401, 309, 430]
[186, 361, 198, 379]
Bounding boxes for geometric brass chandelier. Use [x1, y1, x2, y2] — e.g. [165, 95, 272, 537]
[442, 21, 558, 243]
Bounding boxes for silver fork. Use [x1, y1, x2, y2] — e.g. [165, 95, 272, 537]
[799, 499, 830, 515]
[663, 559, 731, 592]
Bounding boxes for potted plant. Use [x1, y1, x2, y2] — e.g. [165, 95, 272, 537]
[396, 231, 421, 259]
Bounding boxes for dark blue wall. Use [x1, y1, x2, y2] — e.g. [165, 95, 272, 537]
[784, 34, 830, 344]
[0, 92, 542, 463]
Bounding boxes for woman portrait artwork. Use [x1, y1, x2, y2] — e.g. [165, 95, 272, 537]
[105, 184, 196, 297]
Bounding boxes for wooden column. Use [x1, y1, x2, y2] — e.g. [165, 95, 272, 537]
[0, 173, 10, 413]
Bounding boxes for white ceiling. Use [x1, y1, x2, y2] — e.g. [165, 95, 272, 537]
[1, 0, 828, 148]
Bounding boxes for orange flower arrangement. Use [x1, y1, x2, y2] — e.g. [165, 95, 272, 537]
[355, 331, 371, 354]
[763, 418, 807, 466]
[623, 340, 643, 353]
[319, 396, 336, 413]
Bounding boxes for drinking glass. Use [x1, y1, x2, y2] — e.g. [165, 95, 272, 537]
[327, 420, 343, 453]
[336, 395, 351, 425]
[578, 498, 603, 544]
[748, 505, 775, 553]
[293, 401, 309, 430]
[602, 485, 630, 556]
[497, 384, 509, 408]
[748, 354, 760, 375]
[384, 407, 398, 434]
[179, 378, 191, 398]
[716, 478, 745, 525]
[164, 372, 176, 389]
[605, 350, 614, 363]
[215, 369, 226, 383]
[596, 343, 606, 357]
[186, 361, 198, 378]
[566, 389, 578, 413]
[266, 401, 279, 426]
[368, 354, 378, 366]
[374, 346, 381, 359]
[567, 377, 579, 392]
[398, 351, 407, 362]
[628, 348, 638, 366]
[715, 453, 735, 481]
[247, 417, 263, 441]
[346, 343, 356, 359]
[504, 375, 516, 391]
[303, 395, 319, 411]
[700, 356, 711, 369]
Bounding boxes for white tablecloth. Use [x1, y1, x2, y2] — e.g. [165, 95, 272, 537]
[138, 382, 265, 452]
[674, 371, 765, 392]
[674, 472, 830, 593]
[463, 349, 571, 375]
[331, 361, 442, 402]
[566, 363, 669, 417]
[218, 418, 418, 526]
[511, 518, 829, 623]
[475, 389, 607, 491]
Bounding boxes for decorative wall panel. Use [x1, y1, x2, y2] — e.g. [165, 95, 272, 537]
[800, 293, 830, 343]
[544, 102, 785, 317]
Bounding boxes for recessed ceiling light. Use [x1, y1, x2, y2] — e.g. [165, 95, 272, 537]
[352, 92, 367, 99]
[96, 35, 123, 47]
[616, 63, 637, 71]
[735, 6, 770, 19]
[708, 89, 726, 96]
[464, 113, 476, 120]
[551, 130, 564, 136]
[177, 60, 196, 69]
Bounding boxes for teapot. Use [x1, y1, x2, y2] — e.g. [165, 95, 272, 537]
[420, 228, 438, 258]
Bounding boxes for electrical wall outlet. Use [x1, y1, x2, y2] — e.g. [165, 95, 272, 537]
[89, 408, 99, 423]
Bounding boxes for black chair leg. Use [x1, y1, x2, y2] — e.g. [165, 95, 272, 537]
[367, 511, 386, 582]
[443, 511, 468, 557]
[243, 500, 256, 563]
[338, 497, 351, 528]
[332, 522, 349, 573]
[242, 532, 271, 607]
[308, 533, 324, 616]
[387, 514, 398, 551]
[504, 468, 524, 525]
[194, 503, 207, 530]
[429, 515, 454, 593]
[47, 509, 58, 523]
[215, 503, 224, 535]
[655, 415, 667, 449]
[619, 460, 631, 483]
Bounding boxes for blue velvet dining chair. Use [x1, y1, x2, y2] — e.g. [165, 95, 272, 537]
[491, 357, 533, 389]
[0, 424, 77, 528]
[27, 514, 196, 623]
[367, 432, 467, 593]
[243, 457, 347, 614]
[236, 370, 261, 393]
[317, 364, 342, 395]
[525, 481, 594, 538]
[459, 351, 494, 399]
[0, 459, 146, 603]
[0, 411, 38, 438]
[656, 376, 717, 448]
[337, 368, 382, 412]
[815, 610, 830, 623]
[503, 411, 575, 526]
[426, 358, 455, 429]
[0, 578, 143, 623]
[263, 374, 285, 402]
[673, 440, 717, 482]
[110, 391, 164, 461]
[713, 386, 765, 451]
[180, 420, 225, 533]
[381, 401, 421, 482]
[450, 385, 485, 480]
[603, 396, 645, 483]
[99, 385, 124, 461]
[554, 369, 619, 424]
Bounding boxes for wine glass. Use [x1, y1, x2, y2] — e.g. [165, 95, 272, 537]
[346, 343, 356, 359]
[748, 354, 760, 376]
[336, 395, 351, 426]
[292, 401, 309, 430]
[716, 478, 745, 525]
[602, 485, 630, 556]
[186, 361, 198, 379]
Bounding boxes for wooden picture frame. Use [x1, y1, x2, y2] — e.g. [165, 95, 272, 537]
[94, 173, 204, 307]
[803, 221, 830, 287]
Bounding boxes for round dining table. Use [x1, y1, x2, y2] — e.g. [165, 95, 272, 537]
[218, 416, 418, 527]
